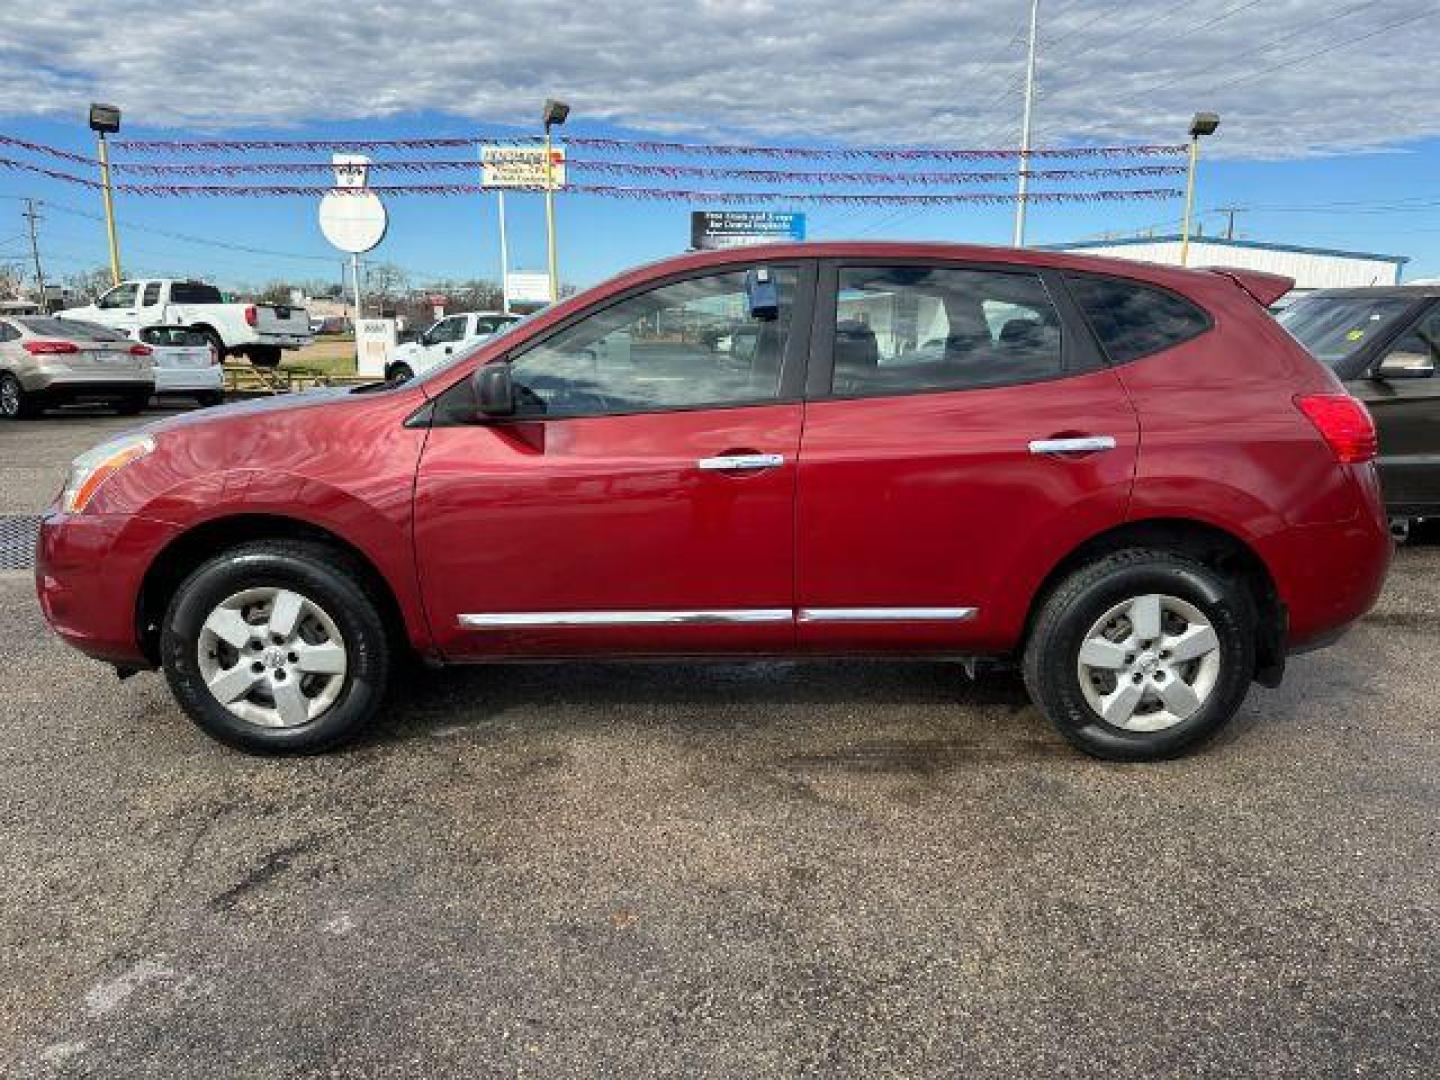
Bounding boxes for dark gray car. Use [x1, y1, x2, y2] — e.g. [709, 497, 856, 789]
[1278, 287, 1440, 531]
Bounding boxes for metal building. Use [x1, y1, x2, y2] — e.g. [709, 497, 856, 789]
[1041, 235, 1408, 291]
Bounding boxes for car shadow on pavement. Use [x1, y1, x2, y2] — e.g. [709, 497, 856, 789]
[367, 659, 1037, 748]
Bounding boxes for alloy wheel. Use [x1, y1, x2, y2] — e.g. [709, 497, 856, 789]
[196, 586, 348, 728]
[1076, 593, 1222, 732]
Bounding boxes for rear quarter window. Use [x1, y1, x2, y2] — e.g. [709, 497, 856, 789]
[170, 282, 224, 304]
[1064, 274, 1211, 364]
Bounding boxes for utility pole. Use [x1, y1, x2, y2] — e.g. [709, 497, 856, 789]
[1012, 0, 1041, 248]
[21, 199, 46, 309]
[1215, 205, 1243, 240]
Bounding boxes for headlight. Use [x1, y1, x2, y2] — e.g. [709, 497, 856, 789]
[60, 433, 156, 514]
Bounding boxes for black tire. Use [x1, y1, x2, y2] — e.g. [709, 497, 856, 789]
[161, 540, 391, 754]
[115, 391, 151, 416]
[0, 372, 37, 419]
[386, 362, 413, 384]
[248, 345, 282, 369]
[195, 390, 224, 408]
[1022, 549, 1257, 761]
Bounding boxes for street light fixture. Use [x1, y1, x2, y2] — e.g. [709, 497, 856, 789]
[542, 98, 569, 303]
[1179, 111, 1220, 267]
[88, 103, 123, 285]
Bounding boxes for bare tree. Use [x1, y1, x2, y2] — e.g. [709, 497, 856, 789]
[63, 266, 114, 303]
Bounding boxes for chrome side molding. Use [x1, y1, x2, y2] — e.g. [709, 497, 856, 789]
[460, 606, 979, 628]
[797, 607, 978, 623]
[459, 609, 793, 628]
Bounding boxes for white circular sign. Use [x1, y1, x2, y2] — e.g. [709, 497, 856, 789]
[319, 191, 388, 253]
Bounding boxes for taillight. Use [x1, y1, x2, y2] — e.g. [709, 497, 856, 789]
[209, 344, 221, 365]
[1294, 393, 1377, 464]
[129, 344, 153, 356]
[244, 305, 258, 327]
[22, 340, 79, 355]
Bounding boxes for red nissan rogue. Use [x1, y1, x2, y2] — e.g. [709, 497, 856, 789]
[35, 243, 1390, 759]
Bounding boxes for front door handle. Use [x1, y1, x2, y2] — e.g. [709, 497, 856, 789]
[1028, 436, 1117, 455]
[697, 453, 785, 471]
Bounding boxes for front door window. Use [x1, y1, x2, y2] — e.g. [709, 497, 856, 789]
[507, 267, 797, 417]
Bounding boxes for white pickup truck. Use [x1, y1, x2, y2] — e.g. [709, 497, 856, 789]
[58, 279, 312, 368]
[384, 311, 521, 381]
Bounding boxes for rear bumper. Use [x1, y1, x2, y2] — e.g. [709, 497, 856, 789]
[34, 511, 177, 667]
[1257, 479, 1392, 652]
[26, 378, 154, 405]
[154, 367, 223, 393]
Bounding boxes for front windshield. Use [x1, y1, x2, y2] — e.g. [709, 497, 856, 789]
[1277, 295, 1414, 367]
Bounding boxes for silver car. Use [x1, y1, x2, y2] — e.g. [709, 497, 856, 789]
[0, 317, 155, 419]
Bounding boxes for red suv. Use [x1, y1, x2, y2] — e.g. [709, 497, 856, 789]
[36, 243, 1390, 759]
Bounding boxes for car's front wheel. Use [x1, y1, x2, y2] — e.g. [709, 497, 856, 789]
[386, 362, 413, 383]
[1023, 549, 1257, 761]
[161, 540, 391, 753]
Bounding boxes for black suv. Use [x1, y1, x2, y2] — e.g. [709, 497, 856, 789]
[1278, 286, 1440, 534]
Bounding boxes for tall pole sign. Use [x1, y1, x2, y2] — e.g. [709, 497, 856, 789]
[317, 155, 388, 326]
[481, 143, 568, 306]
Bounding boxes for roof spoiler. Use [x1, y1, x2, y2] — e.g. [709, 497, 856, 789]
[1202, 266, 1295, 307]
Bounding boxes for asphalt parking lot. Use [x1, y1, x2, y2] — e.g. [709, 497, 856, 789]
[2, 407, 1437, 1078]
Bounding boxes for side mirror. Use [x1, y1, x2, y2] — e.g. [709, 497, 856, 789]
[1376, 354, 1436, 380]
[474, 362, 516, 417]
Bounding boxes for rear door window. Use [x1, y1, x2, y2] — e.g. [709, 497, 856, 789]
[141, 282, 162, 307]
[829, 265, 1063, 397]
[1064, 274, 1211, 364]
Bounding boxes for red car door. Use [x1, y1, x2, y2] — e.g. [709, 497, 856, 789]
[796, 261, 1139, 653]
[414, 263, 813, 658]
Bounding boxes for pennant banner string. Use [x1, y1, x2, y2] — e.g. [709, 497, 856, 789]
[103, 158, 1188, 184]
[103, 135, 1188, 160]
[0, 158, 1181, 204]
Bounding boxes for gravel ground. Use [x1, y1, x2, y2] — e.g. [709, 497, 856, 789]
[1, 409, 1436, 1078]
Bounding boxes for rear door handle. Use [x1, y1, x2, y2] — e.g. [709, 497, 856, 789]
[1028, 436, 1117, 455]
[697, 453, 785, 471]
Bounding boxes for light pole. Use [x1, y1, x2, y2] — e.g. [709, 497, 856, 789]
[1012, 0, 1040, 247]
[1179, 111, 1219, 267]
[88, 103, 123, 285]
[542, 98, 570, 304]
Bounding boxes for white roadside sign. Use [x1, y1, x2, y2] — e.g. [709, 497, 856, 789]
[481, 145, 566, 190]
[355, 318, 397, 378]
[506, 271, 554, 305]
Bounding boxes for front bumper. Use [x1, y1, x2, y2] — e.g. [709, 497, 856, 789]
[35, 511, 179, 667]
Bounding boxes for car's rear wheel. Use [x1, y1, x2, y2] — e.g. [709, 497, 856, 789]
[386, 362, 413, 384]
[248, 345, 282, 369]
[161, 540, 390, 753]
[1023, 549, 1256, 761]
[0, 373, 37, 419]
[195, 390, 224, 408]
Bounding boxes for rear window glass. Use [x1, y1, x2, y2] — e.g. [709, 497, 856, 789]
[140, 326, 208, 347]
[1276, 295, 1415, 368]
[22, 318, 129, 341]
[1065, 274, 1211, 364]
[170, 282, 224, 304]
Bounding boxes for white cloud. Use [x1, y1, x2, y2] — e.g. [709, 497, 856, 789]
[0, 0, 1437, 157]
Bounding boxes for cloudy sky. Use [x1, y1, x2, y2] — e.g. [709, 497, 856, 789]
[2, 0, 1439, 285]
